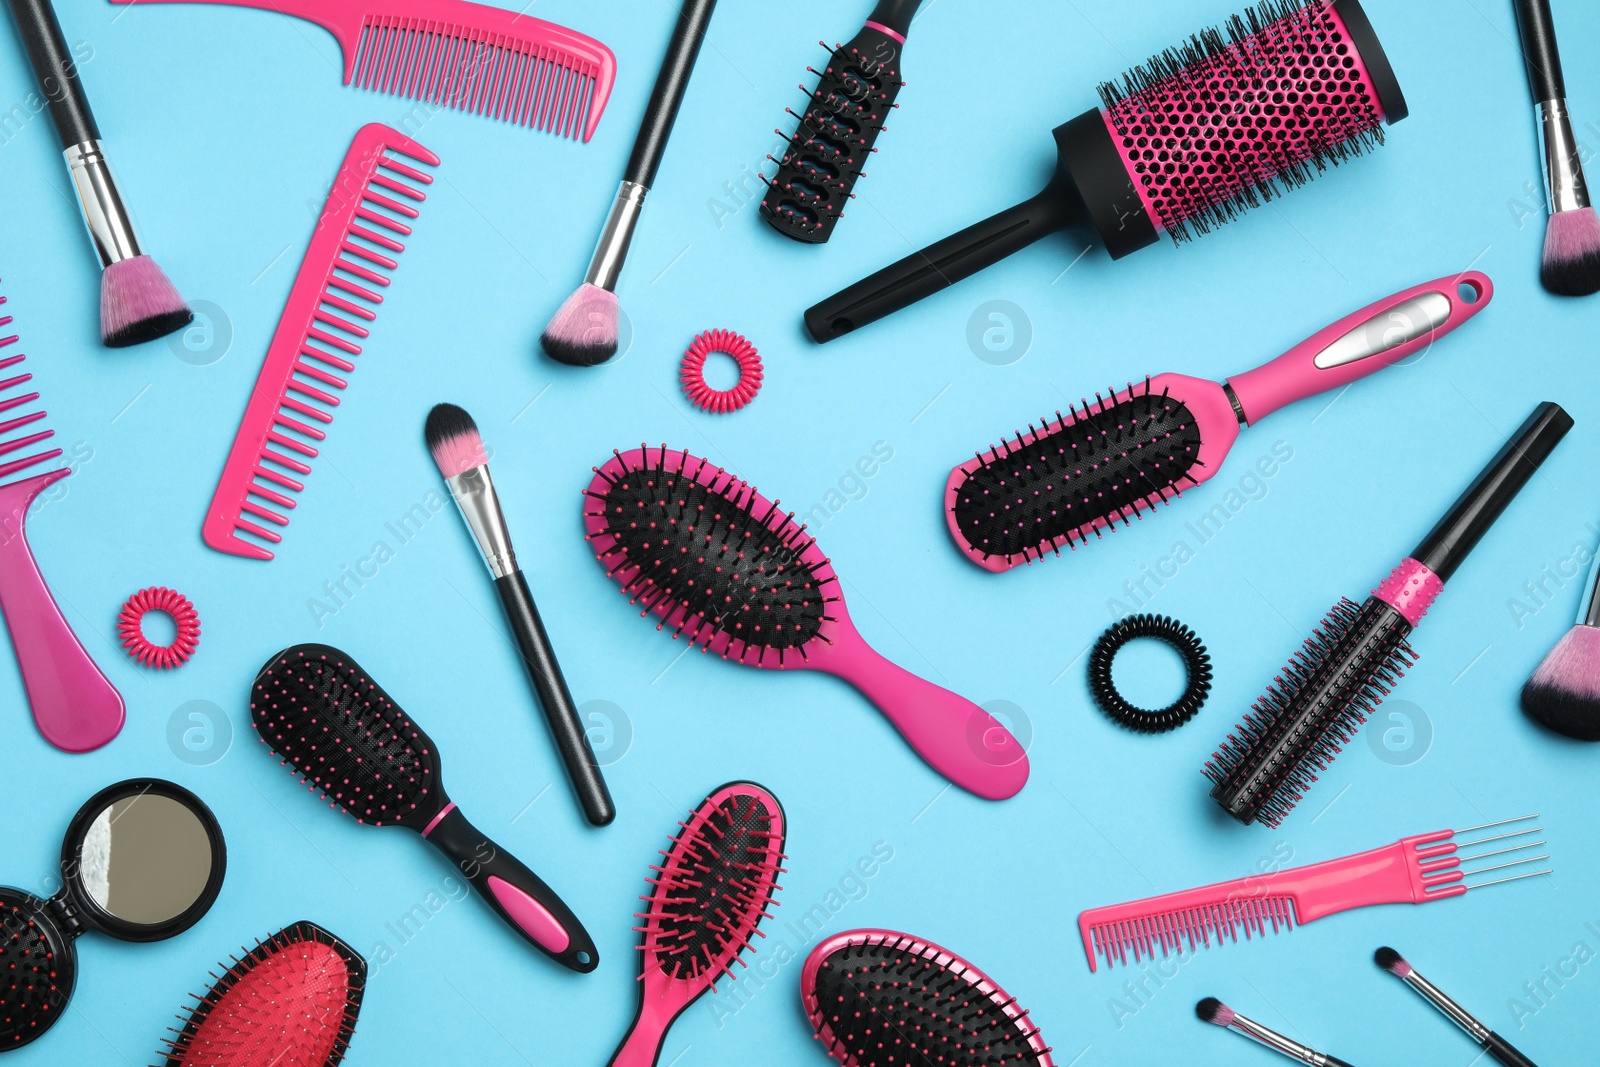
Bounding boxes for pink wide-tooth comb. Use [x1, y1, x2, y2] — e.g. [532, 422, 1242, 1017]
[584, 446, 1029, 800]
[109, 0, 615, 142]
[202, 124, 437, 561]
[1078, 816, 1549, 972]
[0, 286, 123, 751]
[947, 273, 1494, 572]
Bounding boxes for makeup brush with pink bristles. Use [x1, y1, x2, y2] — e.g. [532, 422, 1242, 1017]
[1197, 998, 1355, 1067]
[541, 0, 718, 366]
[1521, 545, 1600, 741]
[4, 0, 192, 346]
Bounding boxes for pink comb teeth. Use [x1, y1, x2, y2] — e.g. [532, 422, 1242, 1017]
[202, 124, 438, 561]
[1078, 816, 1550, 972]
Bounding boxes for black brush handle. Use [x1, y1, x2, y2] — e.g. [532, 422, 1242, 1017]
[1411, 402, 1572, 582]
[1484, 1031, 1540, 1067]
[495, 570, 615, 827]
[866, 0, 923, 37]
[1512, 0, 1566, 103]
[4, 0, 97, 147]
[804, 189, 1077, 342]
[423, 804, 600, 973]
[625, 0, 718, 188]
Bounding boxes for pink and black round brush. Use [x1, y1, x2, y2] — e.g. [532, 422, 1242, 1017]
[801, 929, 1054, 1067]
[251, 644, 599, 972]
[806, 0, 1407, 341]
[607, 782, 785, 1067]
[1205, 403, 1573, 826]
[583, 445, 1029, 800]
[1521, 551, 1600, 741]
[3, 0, 191, 346]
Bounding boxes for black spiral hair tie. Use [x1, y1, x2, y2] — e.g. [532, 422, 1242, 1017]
[1088, 614, 1212, 734]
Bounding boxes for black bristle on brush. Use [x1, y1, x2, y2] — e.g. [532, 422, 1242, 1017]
[1512, 0, 1600, 297]
[3, 0, 191, 346]
[760, 0, 921, 244]
[1521, 542, 1600, 741]
[1205, 402, 1573, 826]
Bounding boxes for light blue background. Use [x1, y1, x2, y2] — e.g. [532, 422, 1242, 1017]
[1, 0, 1597, 1063]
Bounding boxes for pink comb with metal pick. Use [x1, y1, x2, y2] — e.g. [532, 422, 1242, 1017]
[1078, 816, 1550, 972]
[202, 124, 438, 561]
[108, 0, 615, 142]
[0, 283, 124, 752]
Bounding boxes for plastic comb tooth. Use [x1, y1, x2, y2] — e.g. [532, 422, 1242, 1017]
[201, 125, 439, 561]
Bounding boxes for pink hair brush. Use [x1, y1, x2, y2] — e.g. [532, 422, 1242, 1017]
[583, 446, 1029, 800]
[0, 283, 123, 751]
[608, 782, 785, 1067]
[108, 0, 615, 141]
[948, 273, 1492, 571]
[1080, 816, 1550, 972]
[801, 929, 1054, 1066]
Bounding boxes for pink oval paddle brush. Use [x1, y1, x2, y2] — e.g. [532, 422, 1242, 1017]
[584, 446, 1029, 800]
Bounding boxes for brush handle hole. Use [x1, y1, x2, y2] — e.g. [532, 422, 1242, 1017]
[1458, 279, 1485, 304]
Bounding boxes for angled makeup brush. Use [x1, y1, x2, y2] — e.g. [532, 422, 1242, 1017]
[1197, 998, 1355, 1067]
[4, 0, 191, 346]
[542, 0, 719, 366]
[1376, 948, 1540, 1067]
[1513, 0, 1600, 296]
[426, 403, 614, 826]
[1521, 548, 1600, 741]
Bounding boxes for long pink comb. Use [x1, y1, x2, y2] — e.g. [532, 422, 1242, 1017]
[0, 285, 124, 751]
[109, 0, 615, 142]
[1078, 817, 1549, 972]
[202, 124, 438, 561]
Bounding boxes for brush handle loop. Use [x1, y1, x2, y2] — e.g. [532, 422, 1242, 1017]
[5, 0, 98, 147]
[867, 0, 923, 37]
[1226, 273, 1493, 425]
[1484, 1032, 1540, 1067]
[495, 571, 615, 827]
[0, 469, 124, 752]
[1513, 0, 1566, 103]
[422, 805, 599, 972]
[805, 190, 1077, 342]
[817, 621, 1028, 799]
[625, 0, 718, 188]
[1411, 401, 1572, 582]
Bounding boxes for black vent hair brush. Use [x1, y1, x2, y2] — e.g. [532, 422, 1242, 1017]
[805, 0, 1406, 341]
[761, 0, 921, 243]
[1205, 402, 1572, 826]
[250, 644, 599, 972]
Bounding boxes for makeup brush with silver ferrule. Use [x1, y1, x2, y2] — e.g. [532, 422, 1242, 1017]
[1375, 948, 1540, 1067]
[1513, 0, 1600, 296]
[1197, 998, 1355, 1067]
[3, 0, 192, 346]
[425, 403, 615, 826]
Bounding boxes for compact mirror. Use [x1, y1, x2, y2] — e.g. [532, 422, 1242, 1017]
[0, 779, 226, 1052]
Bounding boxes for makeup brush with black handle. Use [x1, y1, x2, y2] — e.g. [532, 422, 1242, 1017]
[3, 0, 192, 346]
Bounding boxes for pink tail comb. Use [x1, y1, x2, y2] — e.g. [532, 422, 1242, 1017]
[0, 286, 124, 751]
[1078, 816, 1549, 972]
[202, 124, 438, 561]
[109, 0, 615, 141]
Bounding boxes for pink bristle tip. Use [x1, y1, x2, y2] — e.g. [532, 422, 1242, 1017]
[101, 254, 192, 348]
[1196, 997, 1235, 1027]
[540, 282, 618, 366]
[1522, 625, 1600, 740]
[1542, 207, 1600, 297]
[1375, 947, 1411, 977]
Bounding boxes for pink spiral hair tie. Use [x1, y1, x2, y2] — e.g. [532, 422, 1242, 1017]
[118, 587, 201, 669]
[681, 330, 763, 413]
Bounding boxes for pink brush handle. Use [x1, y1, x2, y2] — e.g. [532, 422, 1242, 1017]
[1227, 272, 1493, 424]
[607, 995, 673, 1067]
[813, 618, 1029, 800]
[0, 470, 124, 752]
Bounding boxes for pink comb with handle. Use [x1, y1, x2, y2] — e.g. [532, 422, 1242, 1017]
[0, 286, 123, 752]
[109, 0, 615, 141]
[1078, 816, 1549, 972]
[202, 124, 438, 561]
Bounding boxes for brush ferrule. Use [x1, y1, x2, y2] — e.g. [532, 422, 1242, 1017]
[63, 140, 143, 268]
[584, 180, 648, 291]
[445, 465, 518, 579]
[1229, 1013, 1319, 1065]
[1538, 101, 1591, 215]
[1403, 970, 1489, 1041]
